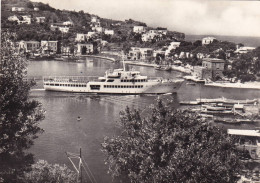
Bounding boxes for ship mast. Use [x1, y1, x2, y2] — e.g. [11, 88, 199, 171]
[122, 51, 126, 71]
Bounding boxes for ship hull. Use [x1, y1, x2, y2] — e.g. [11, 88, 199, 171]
[43, 80, 183, 94]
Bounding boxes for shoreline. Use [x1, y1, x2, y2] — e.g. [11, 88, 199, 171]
[81, 55, 116, 62]
[205, 82, 260, 90]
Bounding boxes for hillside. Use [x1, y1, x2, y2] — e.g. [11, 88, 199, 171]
[1, 0, 185, 50]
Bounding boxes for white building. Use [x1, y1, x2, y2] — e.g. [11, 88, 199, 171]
[75, 33, 88, 42]
[59, 27, 70, 33]
[18, 15, 32, 24]
[36, 17, 45, 23]
[235, 46, 256, 54]
[91, 16, 100, 23]
[41, 41, 58, 53]
[92, 27, 103, 33]
[165, 42, 181, 56]
[202, 37, 216, 45]
[12, 7, 25, 12]
[141, 32, 158, 42]
[19, 41, 40, 52]
[87, 32, 97, 38]
[8, 15, 20, 22]
[104, 29, 114, 35]
[133, 26, 146, 33]
[63, 21, 73, 26]
[34, 7, 39, 11]
[77, 43, 94, 55]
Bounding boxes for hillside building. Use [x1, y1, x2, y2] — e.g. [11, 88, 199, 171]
[193, 58, 225, 81]
[133, 26, 146, 33]
[19, 41, 40, 53]
[77, 43, 94, 55]
[12, 7, 25, 12]
[104, 29, 114, 35]
[34, 7, 39, 11]
[8, 15, 20, 22]
[41, 41, 58, 54]
[75, 33, 88, 42]
[235, 46, 255, 54]
[202, 37, 216, 45]
[36, 17, 45, 23]
[127, 47, 153, 61]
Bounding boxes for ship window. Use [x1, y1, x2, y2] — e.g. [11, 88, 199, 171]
[50, 83, 54, 86]
[104, 85, 106, 88]
[45, 83, 49, 85]
[115, 85, 118, 88]
[107, 79, 114, 82]
[55, 84, 59, 86]
[90, 85, 100, 90]
[83, 84, 86, 87]
[76, 84, 79, 87]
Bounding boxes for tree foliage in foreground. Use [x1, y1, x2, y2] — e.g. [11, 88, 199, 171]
[102, 100, 243, 183]
[0, 32, 45, 182]
[23, 160, 77, 183]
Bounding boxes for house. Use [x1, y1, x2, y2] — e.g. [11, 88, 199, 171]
[157, 28, 167, 35]
[141, 32, 158, 42]
[18, 15, 32, 24]
[127, 47, 153, 61]
[92, 27, 103, 33]
[34, 7, 39, 11]
[75, 33, 88, 42]
[87, 32, 97, 38]
[91, 16, 100, 23]
[59, 27, 70, 33]
[202, 37, 216, 45]
[104, 29, 114, 35]
[19, 41, 40, 53]
[36, 17, 45, 23]
[41, 41, 58, 54]
[139, 48, 153, 60]
[153, 50, 166, 58]
[193, 58, 225, 80]
[133, 26, 146, 33]
[235, 46, 255, 54]
[128, 47, 141, 60]
[165, 42, 181, 56]
[12, 7, 25, 12]
[50, 24, 70, 33]
[63, 21, 73, 26]
[8, 15, 20, 22]
[77, 43, 93, 55]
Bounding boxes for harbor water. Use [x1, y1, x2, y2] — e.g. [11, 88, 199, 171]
[28, 58, 260, 182]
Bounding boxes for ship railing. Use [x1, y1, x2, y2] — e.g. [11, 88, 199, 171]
[43, 76, 99, 83]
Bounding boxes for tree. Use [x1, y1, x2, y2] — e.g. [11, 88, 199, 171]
[26, 2, 34, 9]
[23, 160, 77, 183]
[0, 32, 45, 182]
[102, 100, 243, 183]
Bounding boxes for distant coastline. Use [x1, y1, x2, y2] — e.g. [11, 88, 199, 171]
[186, 35, 260, 47]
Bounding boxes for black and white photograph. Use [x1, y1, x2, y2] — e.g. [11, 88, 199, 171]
[1, 0, 260, 182]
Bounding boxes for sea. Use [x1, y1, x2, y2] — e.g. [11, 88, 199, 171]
[27, 58, 260, 183]
[186, 34, 260, 47]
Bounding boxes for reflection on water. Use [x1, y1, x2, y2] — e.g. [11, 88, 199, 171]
[28, 60, 260, 183]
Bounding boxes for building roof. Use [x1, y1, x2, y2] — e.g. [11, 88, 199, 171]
[202, 58, 225, 63]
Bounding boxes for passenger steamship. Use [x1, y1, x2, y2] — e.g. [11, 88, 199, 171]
[43, 61, 183, 94]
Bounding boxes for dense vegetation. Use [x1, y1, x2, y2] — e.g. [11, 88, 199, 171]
[0, 31, 76, 183]
[102, 100, 244, 183]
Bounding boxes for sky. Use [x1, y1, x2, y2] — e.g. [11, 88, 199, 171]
[31, 0, 260, 37]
